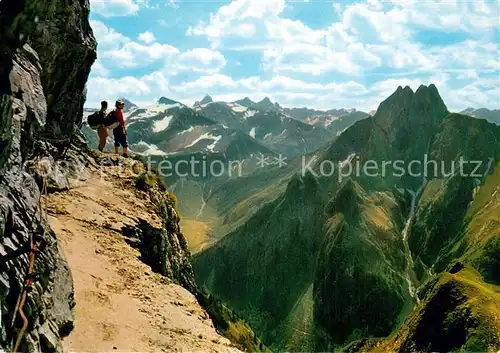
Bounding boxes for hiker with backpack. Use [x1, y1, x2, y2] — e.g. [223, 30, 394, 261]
[87, 101, 109, 152]
[108, 100, 128, 157]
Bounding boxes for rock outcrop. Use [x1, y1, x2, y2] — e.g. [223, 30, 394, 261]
[0, 0, 96, 351]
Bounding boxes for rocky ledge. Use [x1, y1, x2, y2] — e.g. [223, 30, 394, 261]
[0, 0, 95, 351]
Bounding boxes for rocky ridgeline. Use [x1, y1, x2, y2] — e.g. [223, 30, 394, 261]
[0, 0, 92, 351]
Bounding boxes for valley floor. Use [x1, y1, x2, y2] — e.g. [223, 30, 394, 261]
[43, 159, 241, 352]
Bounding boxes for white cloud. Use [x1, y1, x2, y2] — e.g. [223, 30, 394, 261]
[342, 3, 410, 43]
[175, 48, 227, 73]
[90, 21, 226, 73]
[86, 68, 500, 113]
[91, 60, 110, 77]
[90, 0, 140, 17]
[90, 20, 130, 51]
[88, 0, 499, 112]
[104, 42, 179, 68]
[138, 31, 156, 44]
[166, 0, 180, 8]
[86, 71, 172, 107]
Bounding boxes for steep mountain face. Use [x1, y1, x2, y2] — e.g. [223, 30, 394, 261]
[0, 0, 96, 351]
[193, 85, 500, 351]
[461, 107, 500, 125]
[348, 163, 500, 353]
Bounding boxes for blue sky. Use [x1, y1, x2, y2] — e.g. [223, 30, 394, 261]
[86, 0, 500, 111]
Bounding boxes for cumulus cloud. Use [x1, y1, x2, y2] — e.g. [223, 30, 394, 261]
[104, 42, 180, 68]
[88, 0, 499, 111]
[138, 31, 156, 44]
[90, 22, 226, 73]
[90, 0, 140, 17]
[90, 20, 130, 51]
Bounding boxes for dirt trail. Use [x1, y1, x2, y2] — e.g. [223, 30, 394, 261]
[44, 162, 241, 352]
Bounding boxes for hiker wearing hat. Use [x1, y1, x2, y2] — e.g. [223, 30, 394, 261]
[107, 100, 128, 157]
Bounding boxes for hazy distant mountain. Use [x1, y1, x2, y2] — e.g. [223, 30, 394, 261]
[234, 97, 256, 108]
[283, 107, 352, 121]
[116, 97, 138, 113]
[283, 107, 370, 136]
[460, 107, 500, 125]
[195, 100, 335, 156]
[200, 95, 213, 105]
[157, 96, 179, 105]
[251, 97, 279, 111]
[232, 97, 281, 112]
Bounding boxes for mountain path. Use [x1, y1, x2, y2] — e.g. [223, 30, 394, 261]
[43, 164, 241, 352]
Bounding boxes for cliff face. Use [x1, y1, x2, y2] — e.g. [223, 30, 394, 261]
[0, 0, 96, 351]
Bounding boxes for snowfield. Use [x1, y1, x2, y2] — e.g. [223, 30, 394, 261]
[231, 104, 248, 113]
[129, 103, 183, 122]
[243, 110, 257, 119]
[153, 115, 174, 133]
[132, 141, 167, 156]
[185, 133, 222, 150]
[179, 126, 194, 135]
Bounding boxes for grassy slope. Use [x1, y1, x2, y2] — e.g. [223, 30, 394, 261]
[347, 268, 500, 353]
[349, 164, 500, 352]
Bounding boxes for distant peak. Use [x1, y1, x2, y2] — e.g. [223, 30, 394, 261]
[200, 95, 213, 105]
[254, 97, 278, 110]
[461, 107, 475, 114]
[158, 97, 178, 105]
[414, 84, 446, 106]
[403, 86, 414, 94]
[234, 97, 256, 108]
[118, 97, 138, 107]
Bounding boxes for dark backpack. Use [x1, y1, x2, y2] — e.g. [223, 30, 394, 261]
[105, 110, 121, 129]
[87, 111, 104, 130]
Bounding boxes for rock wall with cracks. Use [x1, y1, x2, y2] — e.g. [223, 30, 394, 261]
[0, 0, 96, 351]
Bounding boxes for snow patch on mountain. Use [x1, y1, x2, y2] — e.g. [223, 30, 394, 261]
[153, 115, 174, 132]
[206, 135, 222, 152]
[231, 104, 248, 113]
[243, 110, 257, 120]
[133, 141, 168, 156]
[180, 126, 194, 135]
[150, 103, 183, 114]
[186, 133, 222, 149]
[337, 127, 349, 136]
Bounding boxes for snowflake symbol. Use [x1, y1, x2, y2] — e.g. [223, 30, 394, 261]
[256, 153, 271, 168]
[274, 154, 288, 168]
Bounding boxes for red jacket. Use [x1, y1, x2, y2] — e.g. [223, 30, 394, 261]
[116, 108, 125, 127]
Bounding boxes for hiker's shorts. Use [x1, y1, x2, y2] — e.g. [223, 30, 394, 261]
[113, 126, 128, 148]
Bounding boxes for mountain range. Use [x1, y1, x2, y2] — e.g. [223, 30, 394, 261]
[4, 0, 498, 351]
[461, 107, 500, 125]
[81, 89, 500, 351]
[191, 85, 500, 351]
